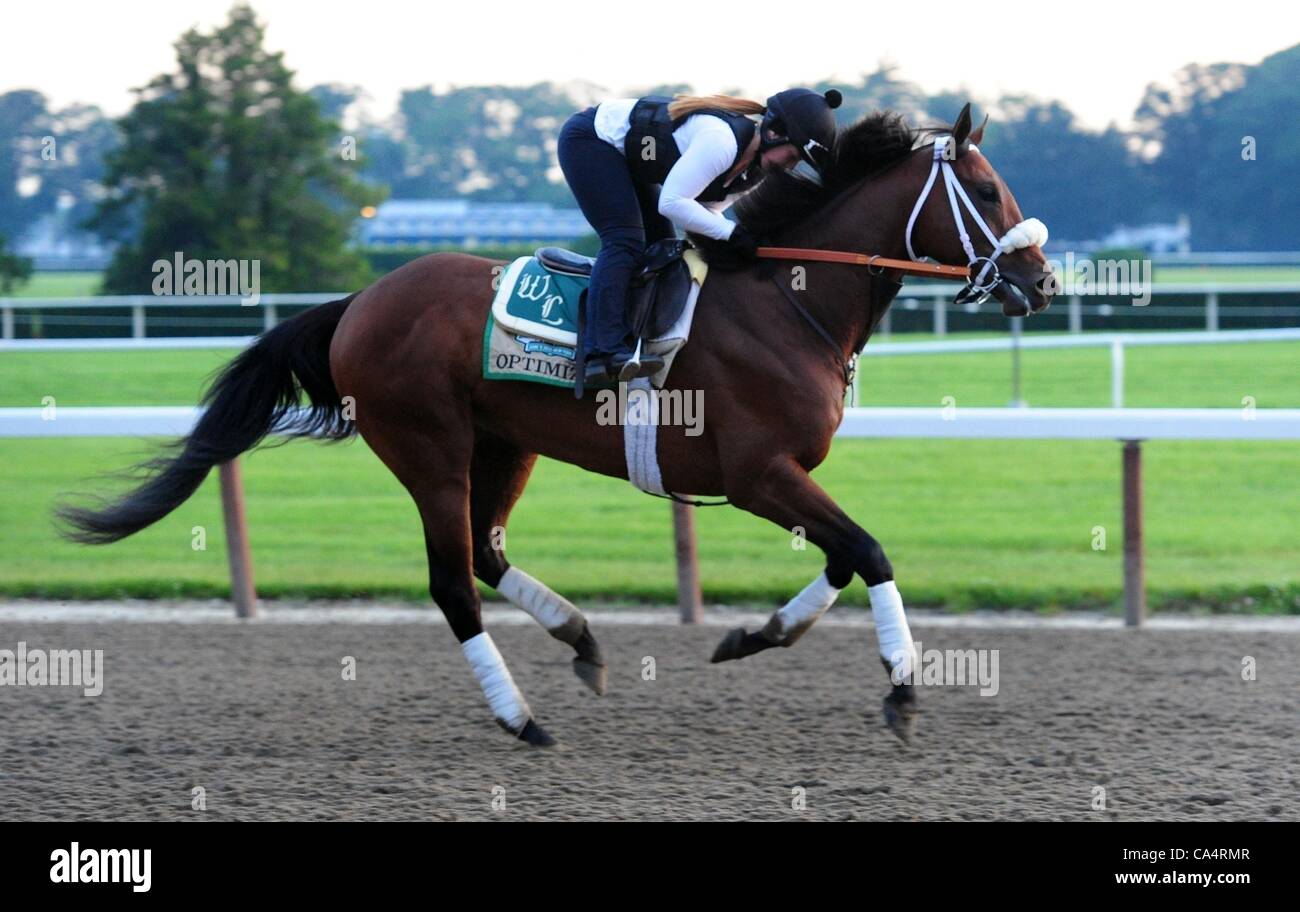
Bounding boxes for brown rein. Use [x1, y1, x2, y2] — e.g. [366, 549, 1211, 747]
[756, 246, 971, 281]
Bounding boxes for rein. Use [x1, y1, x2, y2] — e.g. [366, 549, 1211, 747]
[756, 247, 970, 280]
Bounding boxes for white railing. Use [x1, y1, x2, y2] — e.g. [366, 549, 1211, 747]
[4, 405, 1297, 626]
[0, 293, 346, 341]
[882, 282, 1299, 335]
[863, 325, 1300, 408]
[2, 282, 1299, 340]
[6, 314, 1299, 412]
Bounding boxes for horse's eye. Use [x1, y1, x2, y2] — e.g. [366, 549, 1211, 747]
[977, 183, 999, 203]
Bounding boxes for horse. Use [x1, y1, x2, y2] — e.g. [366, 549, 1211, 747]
[58, 103, 1054, 746]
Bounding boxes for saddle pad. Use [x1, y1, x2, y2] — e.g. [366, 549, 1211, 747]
[484, 250, 708, 390]
[491, 256, 583, 347]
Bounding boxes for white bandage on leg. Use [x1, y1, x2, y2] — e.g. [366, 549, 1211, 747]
[761, 573, 842, 646]
[461, 632, 531, 732]
[496, 567, 585, 643]
[868, 580, 916, 680]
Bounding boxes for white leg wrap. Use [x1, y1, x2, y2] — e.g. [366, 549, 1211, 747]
[868, 580, 916, 678]
[496, 567, 585, 642]
[461, 632, 531, 732]
[762, 573, 842, 646]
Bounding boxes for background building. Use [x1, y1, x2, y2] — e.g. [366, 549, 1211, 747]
[357, 199, 591, 248]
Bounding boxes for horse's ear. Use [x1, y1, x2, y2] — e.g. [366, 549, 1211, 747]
[969, 113, 989, 147]
[951, 103, 973, 146]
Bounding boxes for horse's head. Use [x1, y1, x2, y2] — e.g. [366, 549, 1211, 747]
[906, 103, 1055, 317]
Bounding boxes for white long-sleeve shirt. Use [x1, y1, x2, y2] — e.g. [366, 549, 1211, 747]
[593, 99, 752, 241]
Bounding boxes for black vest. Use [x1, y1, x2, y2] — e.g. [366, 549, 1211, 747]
[623, 96, 760, 203]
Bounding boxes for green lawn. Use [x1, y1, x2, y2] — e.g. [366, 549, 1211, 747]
[5, 339, 1296, 410]
[0, 339, 1296, 612]
[7, 271, 102, 298]
[1152, 266, 1300, 284]
[1, 436, 1295, 613]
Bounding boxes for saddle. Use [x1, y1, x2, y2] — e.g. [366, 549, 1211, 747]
[517, 239, 693, 343]
[485, 240, 707, 389]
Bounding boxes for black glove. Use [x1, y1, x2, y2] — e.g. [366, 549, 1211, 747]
[688, 224, 761, 270]
[727, 223, 760, 259]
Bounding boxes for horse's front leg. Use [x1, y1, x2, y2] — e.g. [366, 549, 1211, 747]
[713, 456, 920, 741]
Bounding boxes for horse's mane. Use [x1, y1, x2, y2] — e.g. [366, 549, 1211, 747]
[733, 110, 945, 237]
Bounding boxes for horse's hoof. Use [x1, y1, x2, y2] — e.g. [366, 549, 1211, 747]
[710, 627, 748, 663]
[881, 694, 918, 744]
[516, 718, 557, 747]
[573, 657, 607, 696]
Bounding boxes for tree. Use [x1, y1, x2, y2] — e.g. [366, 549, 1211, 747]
[0, 234, 33, 294]
[977, 97, 1152, 242]
[89, 3, 382, 293]
[0, 91, 53, 241]
[395, 82, 583, 203]
[1135, 44, 1300, 249]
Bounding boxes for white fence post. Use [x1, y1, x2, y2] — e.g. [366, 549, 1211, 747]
[1, 306, 12, 340]
[933, 295, 946, 336]
[1206, 292, 1219, 331]
[262, 303, 278, 333]
[131, 302, 146, 339]
[1068, 295, 1082, 333]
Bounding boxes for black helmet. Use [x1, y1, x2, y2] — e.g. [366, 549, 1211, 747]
[760, 88, 843, 171]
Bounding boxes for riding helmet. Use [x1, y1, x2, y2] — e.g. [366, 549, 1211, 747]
[760, 88, 843, 172]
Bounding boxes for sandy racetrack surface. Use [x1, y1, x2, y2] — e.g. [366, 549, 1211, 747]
[2, 609, 1296, 821]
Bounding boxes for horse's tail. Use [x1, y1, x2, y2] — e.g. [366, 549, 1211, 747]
[57, 295, 357, 545]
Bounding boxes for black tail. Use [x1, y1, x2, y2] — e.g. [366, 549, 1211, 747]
[57, 296, 357, 544]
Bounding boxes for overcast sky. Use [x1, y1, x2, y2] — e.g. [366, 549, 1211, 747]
[3, 0, 1293, 129]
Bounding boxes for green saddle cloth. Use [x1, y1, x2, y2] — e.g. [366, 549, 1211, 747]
[494, 256, 586, 344]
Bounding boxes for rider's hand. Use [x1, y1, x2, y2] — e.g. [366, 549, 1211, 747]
[726, 223, 760, 260]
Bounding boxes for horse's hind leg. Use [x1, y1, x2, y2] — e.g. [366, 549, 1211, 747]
[469, 433, 607, 695]
[363, 423, 555, 746]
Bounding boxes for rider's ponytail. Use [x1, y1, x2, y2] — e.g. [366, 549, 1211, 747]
[667, 94, 766, 119]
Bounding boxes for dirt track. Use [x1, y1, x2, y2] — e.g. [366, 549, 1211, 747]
[2, 610, 1296, 820]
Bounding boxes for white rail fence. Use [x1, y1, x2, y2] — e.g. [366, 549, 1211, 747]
[860, 326, 1300, 408]
[7, 320, 1299, 414]
[4, 406, 1297, 626]
[880, 282, 1300, 335]
[0, 293, 345, 340]
[2, 282, 1299, 340]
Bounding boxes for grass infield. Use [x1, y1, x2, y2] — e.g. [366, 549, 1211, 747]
[1, 338, 1296, 613]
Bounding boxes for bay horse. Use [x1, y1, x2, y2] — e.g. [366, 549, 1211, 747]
[59, 103, 1053, 746]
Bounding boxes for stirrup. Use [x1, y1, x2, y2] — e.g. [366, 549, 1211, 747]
[616, 339, 645, 382]
[616, 357, 664, 382]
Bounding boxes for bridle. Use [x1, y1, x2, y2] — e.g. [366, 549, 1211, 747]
[904, 135, 1048, 307]
[757, 133, 1049, 310]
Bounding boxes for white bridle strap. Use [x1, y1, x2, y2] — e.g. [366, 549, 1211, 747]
[905, 135, 1049, 292]
[903, 140, 945, 262]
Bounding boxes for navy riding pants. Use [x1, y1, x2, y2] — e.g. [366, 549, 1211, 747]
[557, 107, 675, 358]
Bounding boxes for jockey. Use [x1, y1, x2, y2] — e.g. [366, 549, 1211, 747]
[557, 88, 843, 384]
